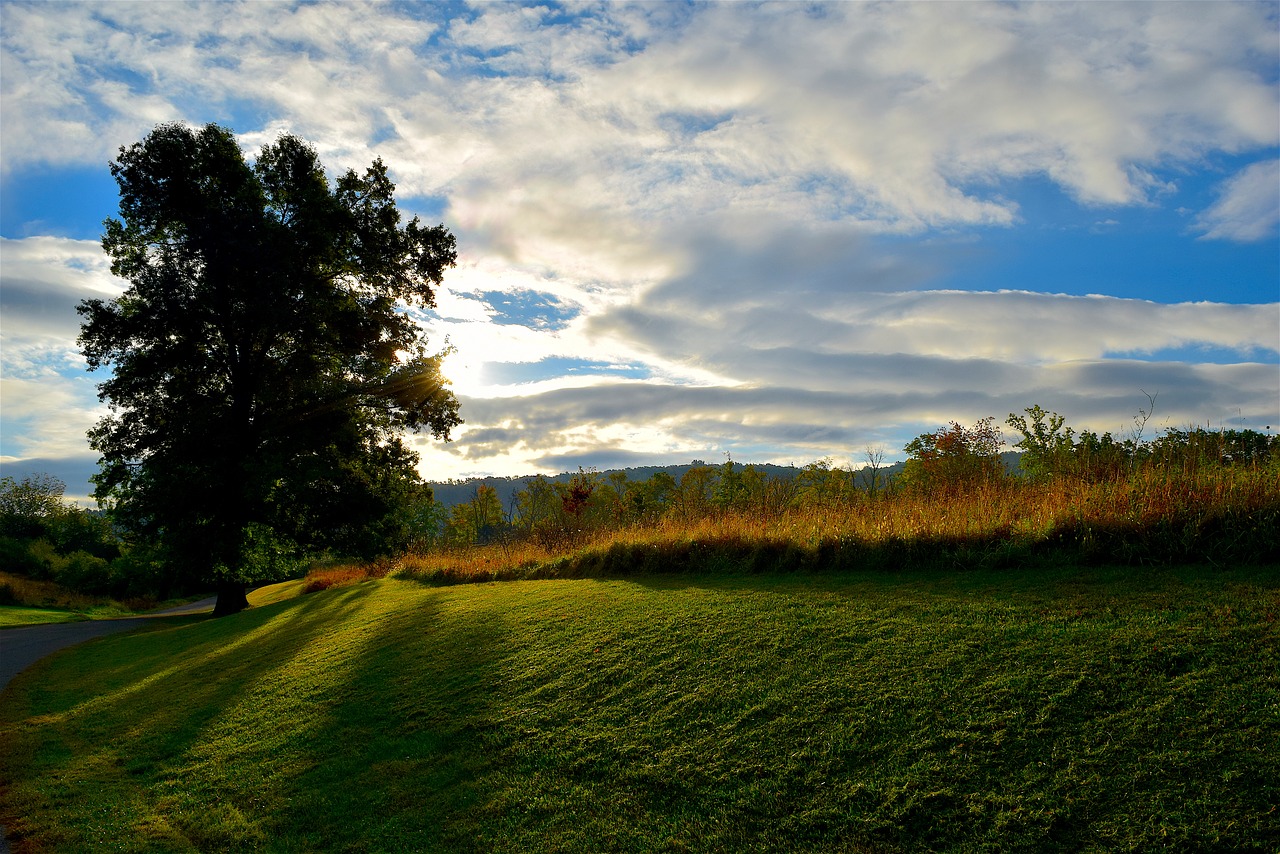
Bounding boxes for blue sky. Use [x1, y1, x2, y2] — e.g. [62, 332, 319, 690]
[1, 1, 1278, 501]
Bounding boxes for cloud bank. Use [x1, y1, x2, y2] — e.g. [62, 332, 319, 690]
[1, 1, 1277, 486]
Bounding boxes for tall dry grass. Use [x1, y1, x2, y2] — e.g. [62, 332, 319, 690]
[399, 465, 1279, 584]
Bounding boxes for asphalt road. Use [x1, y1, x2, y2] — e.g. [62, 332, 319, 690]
[0, 596, 216, 693]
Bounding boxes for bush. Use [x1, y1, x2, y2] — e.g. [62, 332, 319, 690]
[900, 417, 1005, 493]
[107, 546, 191, 600]
[25, 539, 62, 580]
[55, 551, 114, 595]
[47, 510, 120, 561]
[0, 536, 47, 577]
[302, 558, 398, 594]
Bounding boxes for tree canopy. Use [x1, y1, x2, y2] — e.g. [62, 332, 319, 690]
[79, 123, 461, 615]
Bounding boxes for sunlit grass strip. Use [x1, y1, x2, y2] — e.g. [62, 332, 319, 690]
[2, 569, 1277, 851]
[401, 469, 1279, 584]
[0, 606, 87, 628]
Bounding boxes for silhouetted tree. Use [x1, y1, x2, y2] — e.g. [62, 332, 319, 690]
[79, 123, 461, 615]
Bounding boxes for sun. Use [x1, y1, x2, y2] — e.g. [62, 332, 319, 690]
[442, 351, 487, 398]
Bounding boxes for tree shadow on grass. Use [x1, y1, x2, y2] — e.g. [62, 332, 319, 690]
[0, 577, 519, 851]
[5, 571, 1277, 852]
[0, 583, 396, 848]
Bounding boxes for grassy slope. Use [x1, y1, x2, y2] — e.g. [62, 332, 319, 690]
[1, 565, 1278, 852]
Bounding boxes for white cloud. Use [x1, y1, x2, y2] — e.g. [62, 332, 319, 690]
[412, 275, 1279, 479]
[582, 216, 1279, 372]
[0, 237, 122, 462]
[2, 2, 1277, 483]
[1195, 159, 1280, 242]
[3, 1, 1277, 234]
[0, 374, 106, 460]
[0, 236, 125, 348]
[410, 354, 1280, 481]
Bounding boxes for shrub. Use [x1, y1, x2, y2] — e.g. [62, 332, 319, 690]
[900, 417, 1005, 493]
[55, 551, 114, 595]
[105, 546, 182, 599]
[25, 539, 62, 580]
[302, 558, 398, 594]
[47, 509, 120, 561]
[0, 536, 47, 577]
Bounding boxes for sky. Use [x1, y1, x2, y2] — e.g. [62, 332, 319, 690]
[1, 0, 1278, 503]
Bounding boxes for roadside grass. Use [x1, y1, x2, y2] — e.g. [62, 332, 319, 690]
[0, 606, 89, 627]
[0, 571, 126, 613]
[0, 572, 153, 628]
[2, 564, 1277, 852]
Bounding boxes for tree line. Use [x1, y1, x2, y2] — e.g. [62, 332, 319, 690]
[3, 408, 1274, 601]
[424, 407, 1279, 550]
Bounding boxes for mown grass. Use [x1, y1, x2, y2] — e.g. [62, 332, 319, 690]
[0, 606, 90, 627]
[2, 564, 1277, 852]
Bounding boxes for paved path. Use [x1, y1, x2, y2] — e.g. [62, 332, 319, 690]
[0, 597, 216, 693]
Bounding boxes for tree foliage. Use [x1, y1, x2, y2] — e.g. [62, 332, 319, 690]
[445, 485, 507, 546]
[900, 417, 1005, 493]
[0, 474, 132, 595]
[0, 474, 67, 538]
[1006, 406, 1076, 480]
[78, 123, 461, 614]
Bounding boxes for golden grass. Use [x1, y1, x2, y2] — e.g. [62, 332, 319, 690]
[300, 557, 398, 593]
[399, 467, 1278, 584]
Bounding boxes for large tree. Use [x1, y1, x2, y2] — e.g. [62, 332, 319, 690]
[79, 123, 461, 615]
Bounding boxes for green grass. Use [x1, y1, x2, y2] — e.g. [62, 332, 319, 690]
[0, 602, 150, 629]
[1, 565, 1278, 852]
[246, 579, 309, 609]
[0, 605, 91, 627]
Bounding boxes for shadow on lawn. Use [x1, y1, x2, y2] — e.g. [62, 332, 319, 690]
[4, 572, 1278, 851]
[0, 575, 519, 850]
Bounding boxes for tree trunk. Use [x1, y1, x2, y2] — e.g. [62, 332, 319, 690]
[212, 581, 250, 617]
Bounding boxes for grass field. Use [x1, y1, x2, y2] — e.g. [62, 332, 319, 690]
[2, 563, 1277, 852]
[0, 606, 90, 628]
